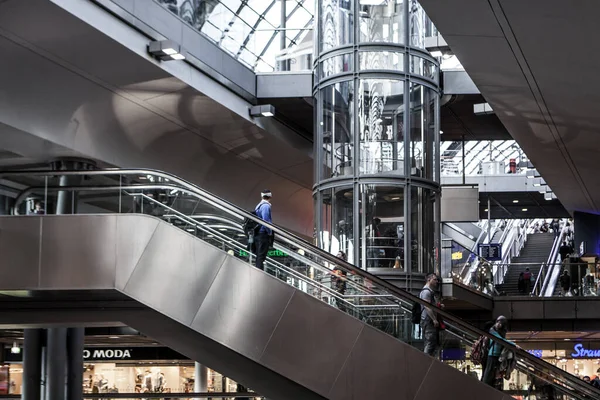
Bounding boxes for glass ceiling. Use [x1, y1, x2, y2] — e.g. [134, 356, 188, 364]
[157, 0, 314, 72]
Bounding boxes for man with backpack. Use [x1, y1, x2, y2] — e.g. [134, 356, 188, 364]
[254, 189, 273, 271]
[419, 273, 443, 357]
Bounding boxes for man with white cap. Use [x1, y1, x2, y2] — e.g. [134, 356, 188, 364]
[254, 189, 273, 271]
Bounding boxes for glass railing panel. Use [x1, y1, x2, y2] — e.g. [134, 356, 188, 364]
[2, 169, 599, 399]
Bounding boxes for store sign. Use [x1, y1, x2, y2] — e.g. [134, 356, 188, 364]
[571, 344, 600, 358]
[84, 349, 131, 360]
[527, 350, 543, 358]
[4, 346, 187, 363]
[451, 251, 463, 261]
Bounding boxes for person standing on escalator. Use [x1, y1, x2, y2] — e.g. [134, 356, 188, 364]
[254, 190, 273, 271]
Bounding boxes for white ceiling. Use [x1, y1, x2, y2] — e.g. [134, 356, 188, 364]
[421, 0, 600, 215]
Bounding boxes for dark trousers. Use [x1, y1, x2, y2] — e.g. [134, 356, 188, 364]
[482, 355, 501, 388]
[254, 232, 270, 271]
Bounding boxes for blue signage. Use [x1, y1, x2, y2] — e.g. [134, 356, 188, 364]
[571, 344, 600, 358]
[527, 350, 543, 358]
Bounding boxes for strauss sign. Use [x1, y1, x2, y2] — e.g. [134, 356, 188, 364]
[83, 349, 132, 360]
[571, 344, 600, 358]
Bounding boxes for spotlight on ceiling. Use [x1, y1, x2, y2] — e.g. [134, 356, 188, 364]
[148, 40, 186, 61]
[250, 104, 276, 118]
[11, 342, 20, 354]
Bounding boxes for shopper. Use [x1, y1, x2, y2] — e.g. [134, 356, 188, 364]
[332, 251, 348, 313]
[517, 272, 526, 294]
[33, 201, 45, 215]
[254, 190, 273, 271]
[482, 316, 514, 389]
[559, 241, 573, 262]
[420, 273, 443, 358]
[559, 270, 571, 296]
[523, 268, 532, 294]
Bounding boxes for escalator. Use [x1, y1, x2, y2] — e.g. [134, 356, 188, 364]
[0, 169, 598, 400]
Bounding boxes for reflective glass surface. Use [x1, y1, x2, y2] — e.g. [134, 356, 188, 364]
[359, 51, 404, 71]
[319, 186, 355, 263]
[320, 0, 353, 52]
[410, 186, 434, 273]
[358, 79, 405, 175]
[157, 0, 314, 72]
[320, 53, 353, 78]
[409, 83, 435, 179]
[358, 0, 405, 44]
[321, 80, 354, 179]
[359, 184, 405, 270]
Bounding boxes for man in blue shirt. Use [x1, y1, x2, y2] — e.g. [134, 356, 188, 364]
[254, 189, 273, 271]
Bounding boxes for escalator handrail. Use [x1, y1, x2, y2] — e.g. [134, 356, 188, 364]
[2, 168, 598, 398]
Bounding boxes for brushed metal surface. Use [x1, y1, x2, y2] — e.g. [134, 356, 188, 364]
[40, 215, 117, 289]
[191, 256, 295, 361]
[123, 222, 227, 325]
[260, 291, 364, 397]
[115, 215, 159, 290]
[511, 300, 544, 319]
[575, 300, 598, 319]
[329, 326, 433, 400]
[413, 361, 504, 400]
[0, 217, 41, 290]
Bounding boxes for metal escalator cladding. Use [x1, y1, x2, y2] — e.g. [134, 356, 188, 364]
[0, 169, 598, 400]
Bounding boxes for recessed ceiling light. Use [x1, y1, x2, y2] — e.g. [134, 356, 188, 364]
[513, 200, 519, 203]
[522, 208, 528, 212]
[484, 209, 488, 212]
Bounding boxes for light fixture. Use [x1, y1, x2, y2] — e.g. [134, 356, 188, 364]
[11, 342, 20, 354]
[109, 336, 120, 339]
[250, 104, 276, 118]
[522, 208, 528, 212]
[148, 40, 186, 61]
[512, 200, 519, 204]
[430, 50, 443, 58]
[484, 208, 488, 212]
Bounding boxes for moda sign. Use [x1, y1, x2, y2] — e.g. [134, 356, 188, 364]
[83, 349, 132, 360]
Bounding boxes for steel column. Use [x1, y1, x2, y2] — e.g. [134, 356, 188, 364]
[66, 328, 84, 400]
[46, 328, 67, 400]
[23, 329, 43, 400]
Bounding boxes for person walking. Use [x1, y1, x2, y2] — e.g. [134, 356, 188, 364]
[420, 273, 443, 358]
[482, 316, 514, 389]
[523, 267, 532, 294]
[254, 190, 273, 271]
[559, 270, 571, 296]
[332, 251, 348, 313]
[559, 241, 573, 262]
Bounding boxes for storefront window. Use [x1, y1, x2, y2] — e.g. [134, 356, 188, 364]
[358, 79, 405, 175]
[359, 0, 405, 44]
[321, 81, 354, 179]
[359, 184, 405, 270]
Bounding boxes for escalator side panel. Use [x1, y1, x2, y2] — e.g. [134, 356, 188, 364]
[115, 215, 161, 289]
[190, 255, 296, 361]
[40, 215, 118, 289]
[121, 308, 328, 400]
[123, 221, 228, 325]
[258, 290, 365, 397]
[0, 216, 41, 289]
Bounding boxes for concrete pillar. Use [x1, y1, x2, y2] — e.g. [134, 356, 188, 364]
[46, 328, 67, 400]
[23, 329, 43, 400]
[66, 328, 84, 400]
[194, 362, 208, 392]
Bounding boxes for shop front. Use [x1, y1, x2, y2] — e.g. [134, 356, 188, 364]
[2, 347, 258, 398]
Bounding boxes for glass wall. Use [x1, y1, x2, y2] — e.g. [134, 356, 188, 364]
[314, 0, 440, 280]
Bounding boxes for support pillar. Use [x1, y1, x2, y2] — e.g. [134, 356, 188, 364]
[194, 363, 208, 392]
[23, 329, 43, 400]
[66, 328, 84, 400]
[46, 328, 67, 400]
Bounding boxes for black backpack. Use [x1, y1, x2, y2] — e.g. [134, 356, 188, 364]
[242, 210, 260, 237]
[411, 300, 422, 324]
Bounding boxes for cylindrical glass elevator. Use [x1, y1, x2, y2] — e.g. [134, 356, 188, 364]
[313, 0, 441, 288]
